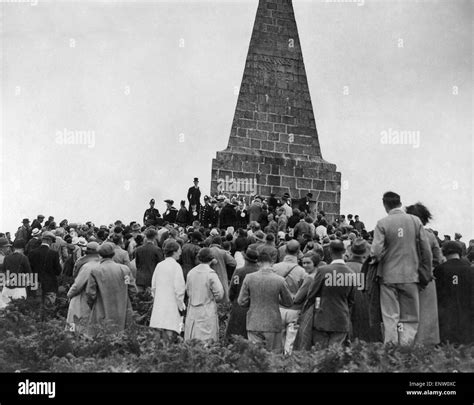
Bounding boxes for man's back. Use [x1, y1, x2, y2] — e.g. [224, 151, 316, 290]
[273, 256, 306, 309]
[28, 245, 61, 292]
[238, 269, 292, 332]
[371, 208, 426, 284]
[308, 263, 355, 332]
[135, 242, 164, 287]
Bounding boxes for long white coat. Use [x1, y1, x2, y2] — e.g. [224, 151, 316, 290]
[149, 257, 186, 333]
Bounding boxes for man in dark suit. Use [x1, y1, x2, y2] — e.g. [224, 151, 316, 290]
[28, 231, 62, 307]
[162, 200, 178, 224]
[296, 192, 313, 214]
[135, 228, 164, 292]
[31, 215, 45, 232]
[143, 199, 161, 227]
[304, 240, 356, 348]
[187, 177, 201, 211]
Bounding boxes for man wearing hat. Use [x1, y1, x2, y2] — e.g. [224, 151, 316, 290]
[303, 240, 356, 349]
[226, 248, 259, 341]
[454, 233, 467, 257]
[135, 228, 164, 292]
[31, 215, 45, 232]
[219, 199, 237, 230]
[126, 223, 142, 260]
[143, 199, 161, 227]
[187, 177, 201, 211]
[0, 237, 12, 273]
[72, 241, 101, 279]
[66, 242, 101, 333]
[346, 239, 381, 342]
[25, 228, 42, 256]
[209, 236, 236, 302]
[199, 196, 213, 229]
[1, 239, 32, 305]
[85, 242, 135, 336]
[14, 219, 31, 243]
[181, 231, 203, 280]
[296, 192, 313, 214]
[28, 231, 62, 307]
[162, 200, 178, 224]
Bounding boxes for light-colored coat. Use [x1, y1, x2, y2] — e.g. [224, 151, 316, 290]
[370, 208, 432, 284]
[238, 267, 293, 333]
[149, 257, 186, 333]
[184, 264, 224, 342]
[85, 258, 134, 336]
[67, 256, 100, 332]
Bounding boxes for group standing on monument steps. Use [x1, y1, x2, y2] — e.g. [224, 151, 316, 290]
[1, 183, 473, 353]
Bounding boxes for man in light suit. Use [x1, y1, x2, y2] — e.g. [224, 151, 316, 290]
[304, 240, 356, 348]
[370, 191, 432, 345]
[238, 249, 293, 353]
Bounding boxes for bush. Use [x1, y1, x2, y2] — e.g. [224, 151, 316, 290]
[1, 294, 473, 373]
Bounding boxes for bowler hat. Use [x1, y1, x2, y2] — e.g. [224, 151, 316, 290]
[22, 218, 30, 224]
[164, 199, 174, 205]
[242, 248, 258, 263]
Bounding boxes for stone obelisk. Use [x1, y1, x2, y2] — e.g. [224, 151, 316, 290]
[211, 0, 341, 220]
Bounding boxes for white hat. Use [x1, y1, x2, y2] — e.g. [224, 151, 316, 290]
[77, 237, 87, 248]
[31, 228, 41, 237]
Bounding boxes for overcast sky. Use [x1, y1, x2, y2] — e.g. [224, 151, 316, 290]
[1, 0, 472, 239]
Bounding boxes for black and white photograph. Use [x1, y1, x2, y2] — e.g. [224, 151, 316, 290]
[0, 0, 473, 400]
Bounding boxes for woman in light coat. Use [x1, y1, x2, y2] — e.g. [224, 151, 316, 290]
[66, 246, 101, 333]
[150, 240, 186, 342]
[184, 248, 224, 342]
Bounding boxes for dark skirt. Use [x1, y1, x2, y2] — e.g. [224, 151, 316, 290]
[225, 302, 248, 340]
[293, 305, 314, 351]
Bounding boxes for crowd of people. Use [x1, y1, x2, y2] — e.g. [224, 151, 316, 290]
[0, 180, 473, 353]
